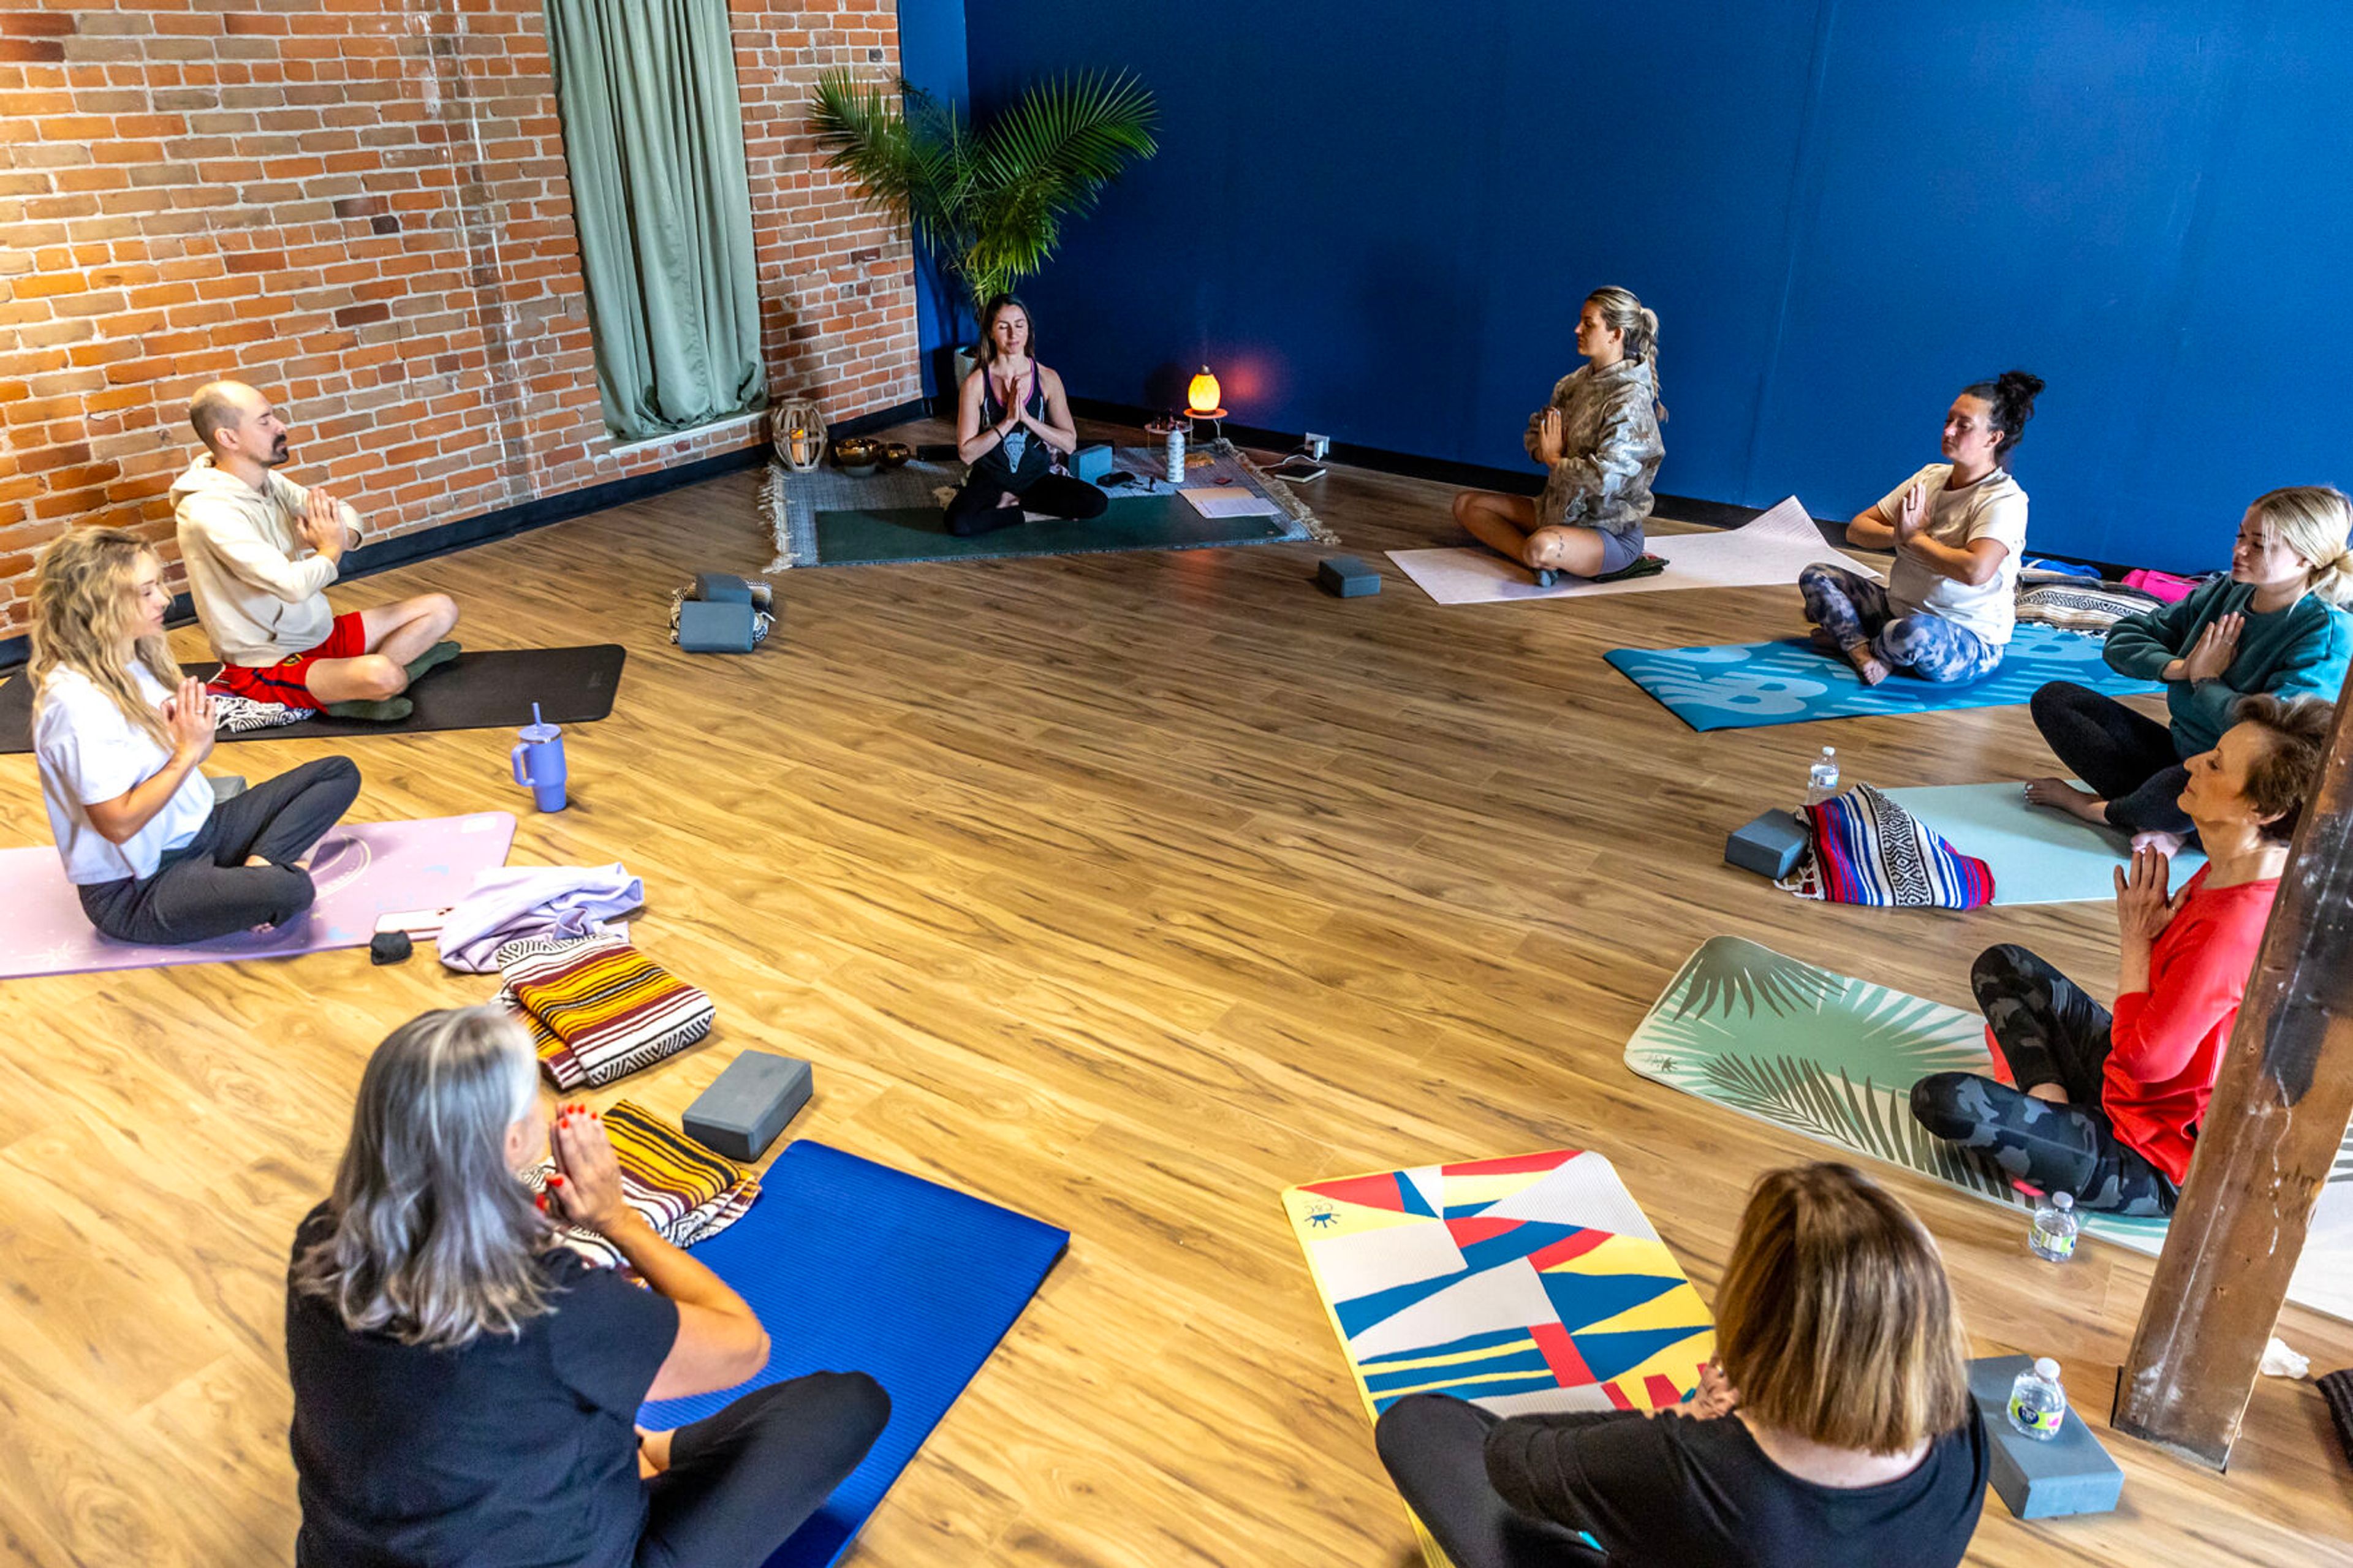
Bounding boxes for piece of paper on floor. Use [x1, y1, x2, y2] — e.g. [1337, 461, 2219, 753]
[1181, 485, 1281, 518]
[1389, 496, 1877, 605]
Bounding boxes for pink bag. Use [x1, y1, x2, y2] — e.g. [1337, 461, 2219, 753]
[2121, 569, 2200, 603]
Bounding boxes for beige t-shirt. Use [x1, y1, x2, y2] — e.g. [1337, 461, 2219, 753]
[1876, 463, 2029, 643]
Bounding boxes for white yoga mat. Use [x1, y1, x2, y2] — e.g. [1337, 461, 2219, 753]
[1887, 782, 2206, 906]
[1389, 496, 1878, 605]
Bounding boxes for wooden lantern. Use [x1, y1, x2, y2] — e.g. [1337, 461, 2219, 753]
[775, 398, 826, 474]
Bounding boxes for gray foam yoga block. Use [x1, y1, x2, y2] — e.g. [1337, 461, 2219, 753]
[1969, 1356, 2123, 1520]
[683, 1051, 811, 1162]
[678, 599, 759, 653]
[1072, 442, 1113, 482]
[1317, 555, 1381, 597]
[694, 571, 753, 604]
[1725, 809, 1808, 879]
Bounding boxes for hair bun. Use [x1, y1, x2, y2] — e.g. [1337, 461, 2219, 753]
[1997, 370, 2046, 401]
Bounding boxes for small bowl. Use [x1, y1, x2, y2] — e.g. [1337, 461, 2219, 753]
[833, 437, 877, 471]
[876, 441, 913, 470]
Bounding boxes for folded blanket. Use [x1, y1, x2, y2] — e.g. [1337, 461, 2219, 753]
[1595, 552, 1669, 584]
[2016, 580, 2164, 635]
[439, 863, 646, 972]
[1780, 783, 1995, 908]
[499, 933, 715, 1088]
[523, 1099, 759, 1270]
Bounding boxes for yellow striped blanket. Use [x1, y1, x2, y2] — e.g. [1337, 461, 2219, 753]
[523, 1099, 759, 1270]
[498, 933, 715, 1089]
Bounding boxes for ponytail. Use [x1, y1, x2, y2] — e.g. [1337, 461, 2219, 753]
[1585, 286, 1667, 422]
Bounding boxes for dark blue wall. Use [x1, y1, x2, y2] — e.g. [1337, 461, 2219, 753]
[891, 0, 970, 394]
[949, 0, 2353, 570]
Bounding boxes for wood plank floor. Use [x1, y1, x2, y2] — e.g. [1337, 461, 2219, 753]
[2, 418, 2349, 1565]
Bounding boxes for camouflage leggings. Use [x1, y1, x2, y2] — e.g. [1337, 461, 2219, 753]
[1798, 563, 2004, 683]
[1908, 944, 2178, 1216]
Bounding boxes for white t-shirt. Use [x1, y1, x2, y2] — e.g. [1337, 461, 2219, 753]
[1876, 463, 2029, 643]
[34, 664, 215, 885]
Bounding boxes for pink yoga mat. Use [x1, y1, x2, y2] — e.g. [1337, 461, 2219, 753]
[0, 812, 517, 980]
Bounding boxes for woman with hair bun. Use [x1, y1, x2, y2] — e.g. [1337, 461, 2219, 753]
[1452, 286, 1666, 586]
[2026, 485, 2353, 855]
[1799, 370, 2045, 684]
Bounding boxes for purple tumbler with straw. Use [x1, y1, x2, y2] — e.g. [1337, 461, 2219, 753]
[511, 702, 567, 812]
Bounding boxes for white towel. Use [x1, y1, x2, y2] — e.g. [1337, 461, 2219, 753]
[435, 863, 645, 973]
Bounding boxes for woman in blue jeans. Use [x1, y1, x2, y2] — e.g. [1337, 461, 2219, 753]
[1798, 371, 2043, 684]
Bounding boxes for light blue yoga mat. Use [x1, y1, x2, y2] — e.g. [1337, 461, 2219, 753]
[639, 1141, 1067, 1568]
[1885, 782, 2204, 906]
[1604, 624, 2159, 732]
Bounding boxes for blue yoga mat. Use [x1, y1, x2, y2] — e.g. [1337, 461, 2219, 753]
[1886, 782, 2204, 905]
[639, 1141, 1067, 1568]
[1604, 624, 2159, 732]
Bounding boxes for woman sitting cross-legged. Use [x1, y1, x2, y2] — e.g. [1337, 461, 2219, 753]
[1913, 695, 2331, 1215]
[1374, 1163, 1987, 1568]
[944, 292, 1106, 537]
[1798, 371, 2044, 684]
[2026, 484, 2353, 857]
[286, 1007, 890, 1568]
[1450, 286, 1666, 586]
[28, 525, 360, 945]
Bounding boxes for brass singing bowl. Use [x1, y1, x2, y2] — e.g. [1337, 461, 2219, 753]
[876, 442, 913, 469]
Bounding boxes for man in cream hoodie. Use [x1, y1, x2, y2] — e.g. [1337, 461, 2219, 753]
[171, 381, 460, 719]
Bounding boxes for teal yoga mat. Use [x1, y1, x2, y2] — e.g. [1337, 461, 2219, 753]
[1884, 782, 2204, 906]
[812, 492, 1293, 566]
[1603, 624, 2158, 731]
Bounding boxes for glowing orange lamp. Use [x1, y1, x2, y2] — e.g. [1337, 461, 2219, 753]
[1186, 365, 1226, 419]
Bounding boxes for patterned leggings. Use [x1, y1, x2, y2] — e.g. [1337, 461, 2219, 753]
[1908, 944, 2178, 1215]
[1798, 563, 2004, 683]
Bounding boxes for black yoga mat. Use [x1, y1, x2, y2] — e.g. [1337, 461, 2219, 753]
[0, 644, 627, 754]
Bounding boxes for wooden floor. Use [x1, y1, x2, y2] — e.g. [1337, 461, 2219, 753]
[3, 418, 2349, 1566]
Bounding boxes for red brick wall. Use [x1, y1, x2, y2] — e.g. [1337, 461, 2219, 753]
[0, 0, 920, 640]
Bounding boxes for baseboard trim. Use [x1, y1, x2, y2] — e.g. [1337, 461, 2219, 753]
[0, 398, 930, 671]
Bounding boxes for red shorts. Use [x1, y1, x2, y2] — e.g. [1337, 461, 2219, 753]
[207, 610, 368, 711]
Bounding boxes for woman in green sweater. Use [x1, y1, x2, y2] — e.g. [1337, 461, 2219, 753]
[2026, 485, 2353, 854]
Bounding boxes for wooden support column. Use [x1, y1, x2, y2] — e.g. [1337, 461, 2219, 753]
[2114, 675, 2353, 1468]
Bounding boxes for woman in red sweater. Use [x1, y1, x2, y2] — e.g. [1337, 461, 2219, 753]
[1911, 694, 2332, 1213]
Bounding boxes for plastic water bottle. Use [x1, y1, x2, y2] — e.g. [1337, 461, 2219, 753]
[2029, 1190, 2079, 1262]
[2008, 1358, 2068, 1442]
[1164, 422, 1186, 483]
[1804, 746, 1840, 806]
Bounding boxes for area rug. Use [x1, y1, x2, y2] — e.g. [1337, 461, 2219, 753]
[1884, 782, 2203, 905]
[1387, 496, 1875, 605]
[1623, 936, 2353, 1320]
[1604, 623, 2159, 732]
[0, 812, 517, 980]
[760, 439, 1333, 570]
[1284, 1150, 1713, 1566]
[638, 1140, 1068, 1568]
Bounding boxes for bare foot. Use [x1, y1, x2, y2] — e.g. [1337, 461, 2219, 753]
[2022, 777, 2111, 827]
[635, 1425, 674, 1479]
[2130, 830, 2188, 858]
[1841, 641, 1891, 687]
[994, 490, 1021, 509]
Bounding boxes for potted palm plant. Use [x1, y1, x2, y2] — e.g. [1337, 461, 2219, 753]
[809, 68, 1159, 392]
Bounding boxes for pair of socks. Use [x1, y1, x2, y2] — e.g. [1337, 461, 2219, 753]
[320, 640, 461, 722]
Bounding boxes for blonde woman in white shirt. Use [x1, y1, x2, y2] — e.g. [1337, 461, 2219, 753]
[28, 527, 360, 945]
[1799, 371, 2045, 684]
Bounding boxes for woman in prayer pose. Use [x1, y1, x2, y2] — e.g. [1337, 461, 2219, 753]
[945, 293, 1106, 536]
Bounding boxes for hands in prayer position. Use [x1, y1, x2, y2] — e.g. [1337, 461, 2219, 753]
[162, 676, 217, 766]
[2173, 612, 2246, 684]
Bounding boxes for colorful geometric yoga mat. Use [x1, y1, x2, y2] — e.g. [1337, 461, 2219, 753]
[1604, 623, 2159, 731]
[1623, 936, 2353, 1321]
[1284, 1150, 1714, 1566]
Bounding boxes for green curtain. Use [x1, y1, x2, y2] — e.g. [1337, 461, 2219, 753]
[544, 0, 765, 439]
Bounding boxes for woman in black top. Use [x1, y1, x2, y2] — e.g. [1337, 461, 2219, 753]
[284, 1007, 889, 1568]
[945, 293, 1107, 536]
[1375, 1163, 1988, 1567]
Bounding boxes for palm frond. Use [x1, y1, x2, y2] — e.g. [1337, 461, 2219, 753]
[808, 69, 923, 217]
[1668, 937, 1842, 1022]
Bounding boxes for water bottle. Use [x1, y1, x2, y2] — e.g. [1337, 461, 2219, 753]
[2029, 1190, 2079, 1262]
[2008, 1358, 2067, 1441]
[1804, 746, 1840, 806]
[1164, 422, 1186, 483]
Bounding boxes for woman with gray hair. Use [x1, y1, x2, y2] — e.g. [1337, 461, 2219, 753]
[285, 1007, 889, 1568]
[1452, 286, 1666, 586]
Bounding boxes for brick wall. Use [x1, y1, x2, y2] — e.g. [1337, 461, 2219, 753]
[0, 0, 920, 640]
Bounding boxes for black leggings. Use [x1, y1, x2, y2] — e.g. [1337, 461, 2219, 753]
[942, 472, 1108, 536]
[78, 756, 361, 944]
[1908, 944, 2177, 1215]
[1374, 1395, 1604, 1568]
[2030, 681, 2194, 838]
[636, 1371, 890, 1568]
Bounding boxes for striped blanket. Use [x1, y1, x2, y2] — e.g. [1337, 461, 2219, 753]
[1779, 783, 1995, 909]
[498, 933, 715, 1089]
[523, 1099, 759, 1270]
